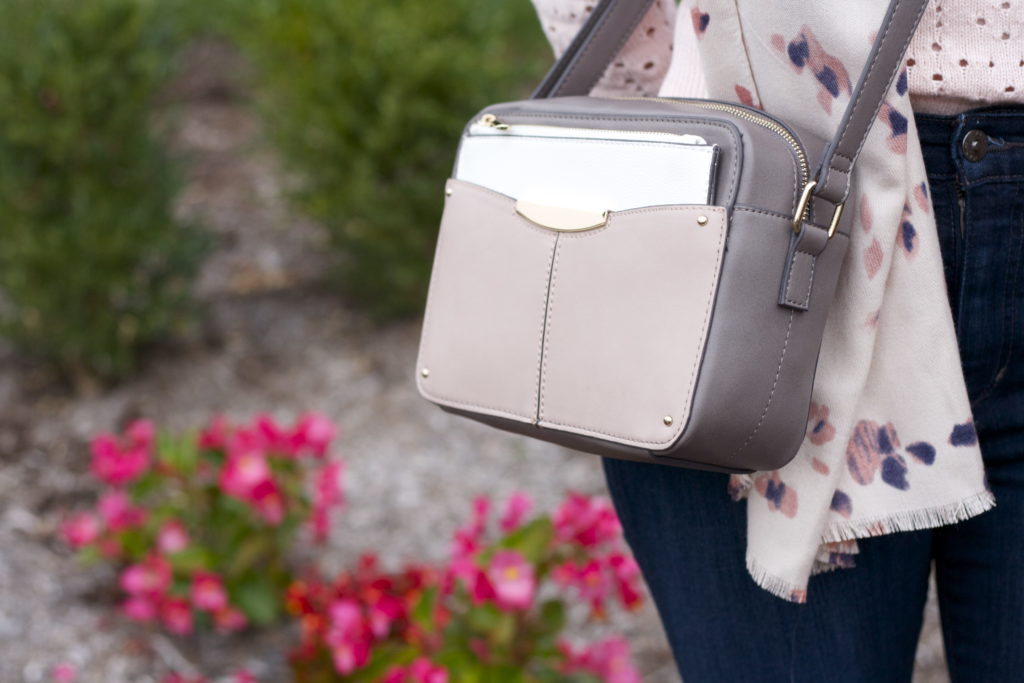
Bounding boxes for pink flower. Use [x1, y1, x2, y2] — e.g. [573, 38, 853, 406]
[561, 637, 640, 683]
[90, 432, 150, 486]
[254, 414, 288, 451]
[199, 415, 231, 451]
[190, 572, 228, 612]
[409, 658, 448, 683]
[163, 673, 208, 683]
[161, 597, 194, 635]
[157, 520, 189, 554]
[450, 496, 490, 562]
[383, 660, 448, 683]
[331, 640, 371, 676]
[121, 595, 159, 622]
[61, 512, 101, 549]
[607, 553, 644, 610]
[367, 594, 404, 638]
[125, 419, 156, 450]
[233, 669, 257, 683]
[50, 662, 77, 682]
[553, 493, 621, 547]
[573, 559, 612, 610]
[326, 599, 362, 638]
[470, 567, 496, 605]
[311, 461, 344, 542]
[98, 491, 146, 531]
[487, 550, 535, 611]
[499, 492, 532, 532]
[120, 555, 172, 597]
[218, 452, 286, 524]
[289, 413, 337, 458]
[324, 599, 371, 675]
[214, 606, 248, 633]
[250, 478, 286, 525]
[219, 452, 272, 498]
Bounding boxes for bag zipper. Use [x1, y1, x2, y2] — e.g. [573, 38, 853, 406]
[612, 97, 810, 188]
[477, 99, 811, 218]
[478, 102, 808, 188]
[472, 114, 709, 146]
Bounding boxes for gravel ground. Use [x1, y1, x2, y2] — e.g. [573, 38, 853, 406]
[0, 39, 949, 683]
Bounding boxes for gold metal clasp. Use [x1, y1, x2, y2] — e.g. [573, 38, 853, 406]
[514, 200, 609, 232]
[792, 180, 844, 239]
[478, 113, 508, 130]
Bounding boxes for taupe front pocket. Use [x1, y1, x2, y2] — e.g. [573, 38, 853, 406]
[417, 180, 556, 424]
[416, 179, 727, 448]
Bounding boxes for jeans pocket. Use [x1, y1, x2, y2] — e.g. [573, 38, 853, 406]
[957, 184, 1024, 406]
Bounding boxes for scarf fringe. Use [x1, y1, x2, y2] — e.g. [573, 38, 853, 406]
[745, 554, 809, 604]
[745, 490, 996, 603]
[819, 489, 996, 544]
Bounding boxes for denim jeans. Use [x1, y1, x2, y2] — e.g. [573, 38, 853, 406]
[603, 108, 1024, 683]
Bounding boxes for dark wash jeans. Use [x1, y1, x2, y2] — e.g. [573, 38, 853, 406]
[603, 108, 1024, 683]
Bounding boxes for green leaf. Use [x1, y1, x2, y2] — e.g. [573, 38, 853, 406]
[466, 602, 502, 633]
[166, 545, 210, 573]
[538, 599, 566, 635]
[492, 610, 517, 649]
[498, 517, 554, 564]
[76, 545, 102, 566]
[411, 586, 438, 632]
[232, 573, 281, 626]
[157, 431, 199, 474]
[225, 534, 273, 577]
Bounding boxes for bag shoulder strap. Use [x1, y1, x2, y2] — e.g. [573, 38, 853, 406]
[532, 0, 929, 208]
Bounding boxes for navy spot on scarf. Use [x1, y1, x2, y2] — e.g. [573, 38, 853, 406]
[830, 489, 853, 515]
[901, 220, 917, 251]
[888, 108, 908, 137]
[698, 13, 710, 32]
[896, 69, 908, 96]
[764, 479, 786, 508]
[788, 36, 810, 68]
[919, 182, 928, 199]
[816, 66, 841, 97]
[877, 425, 896, 455]
[881, 455, 910, 490]
[906, 441, 936, 465]
[950, 422, 978, 446]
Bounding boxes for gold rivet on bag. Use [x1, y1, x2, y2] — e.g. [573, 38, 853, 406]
[663, 415, 673, 426]
[696, 215, 709, 226]
[421, 368, 430, 378]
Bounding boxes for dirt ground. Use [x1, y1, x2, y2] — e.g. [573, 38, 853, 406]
[0, 40, 949, 682]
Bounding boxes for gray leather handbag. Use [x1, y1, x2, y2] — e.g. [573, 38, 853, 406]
[415, 0, 928, 473]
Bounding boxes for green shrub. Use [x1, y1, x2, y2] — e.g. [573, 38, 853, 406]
[0, 0, 208, 381]
[235, 0, 549, 317]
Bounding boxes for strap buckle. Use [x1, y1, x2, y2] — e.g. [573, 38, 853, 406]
[792, 180, 845, 239]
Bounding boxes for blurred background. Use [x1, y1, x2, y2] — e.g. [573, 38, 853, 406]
[0, 0, 948, 681]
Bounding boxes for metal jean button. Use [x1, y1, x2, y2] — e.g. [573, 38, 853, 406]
[962, 129, 989, 162]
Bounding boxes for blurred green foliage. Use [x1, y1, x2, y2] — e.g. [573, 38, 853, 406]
[0, 0, 208, 381]
[233, 0, 550, 317]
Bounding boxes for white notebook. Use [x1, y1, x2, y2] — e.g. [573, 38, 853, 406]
[455, 123, 718, 211]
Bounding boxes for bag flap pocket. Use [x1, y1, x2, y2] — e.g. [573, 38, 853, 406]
[416, 179, 728, 450]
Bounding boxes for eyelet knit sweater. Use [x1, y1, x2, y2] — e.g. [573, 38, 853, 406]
[532, 0, 1024, 114]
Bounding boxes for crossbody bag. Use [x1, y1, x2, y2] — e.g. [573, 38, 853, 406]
[415, 0, 929, 473]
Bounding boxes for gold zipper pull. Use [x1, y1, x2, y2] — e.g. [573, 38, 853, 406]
[479, 113, 509, 130]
